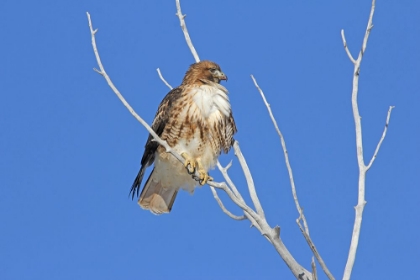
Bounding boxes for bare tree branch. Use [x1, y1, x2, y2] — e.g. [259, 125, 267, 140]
[311, 257, 318, 280]
[87, 13, 185, 167]
[233, 141, 266, 219]
[175, 0, 200, 63]
[366, 106, 395, 170]
[340, 30, 356, 65]
[341, 1, 394, 279]
[215, 160, 264, 233]
[209, 186, 246, 221]
[216, 161, 243, 201]
[342, 2, 374, 279]
[297, 218, 335, 280]
[156, 68, 173, 90]
[250, 75, 307, 233]
[211, 179, 312, 278]
[251, 75, 334, 279]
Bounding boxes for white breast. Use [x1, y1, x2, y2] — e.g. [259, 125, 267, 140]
[174, 83, 231, 170]
[192, 84, 231, 119]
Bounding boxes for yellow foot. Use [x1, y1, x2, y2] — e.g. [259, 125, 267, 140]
[197, 168, 213, 185]
[196, 160, 213, 185]
[181, 152, 197, 174]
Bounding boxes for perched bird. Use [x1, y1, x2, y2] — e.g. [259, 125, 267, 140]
[130, 60, 237, 214]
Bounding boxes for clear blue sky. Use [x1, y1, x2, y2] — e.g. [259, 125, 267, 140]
[1, 1, 419, 279]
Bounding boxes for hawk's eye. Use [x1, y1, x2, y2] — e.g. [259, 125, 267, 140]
[209, 68, 217, 74]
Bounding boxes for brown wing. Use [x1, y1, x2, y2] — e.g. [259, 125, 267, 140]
[222, 112, 237, 153]
[130, 87, 183, 199]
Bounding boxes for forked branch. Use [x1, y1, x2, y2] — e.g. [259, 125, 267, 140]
[341, 0, 394, 279]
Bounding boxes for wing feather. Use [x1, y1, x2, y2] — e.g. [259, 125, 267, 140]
[130, 87, 183, 199]
[223, 112, 237, 153]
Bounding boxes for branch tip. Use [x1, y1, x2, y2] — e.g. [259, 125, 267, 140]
[225, 160, 233, 170]
[156, 68, 173, 90]
[366, 105, 395, 170]
[341, 29, 356, 64]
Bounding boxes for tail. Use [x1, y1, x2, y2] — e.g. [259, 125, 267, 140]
[137, 168, 178, 215]
[130, 165, 147, 200]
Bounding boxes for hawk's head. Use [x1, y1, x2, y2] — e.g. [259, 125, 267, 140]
[182, 60, 227, 85]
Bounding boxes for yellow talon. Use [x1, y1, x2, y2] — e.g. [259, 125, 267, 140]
[181, 152, 196, 174]
[181, 154, 212, 185]
[198, 170, 213, 185]
[196, 159, 212, 185]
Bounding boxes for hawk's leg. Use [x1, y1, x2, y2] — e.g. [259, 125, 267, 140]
[181, 152, 197, 174]
[196, 159, 213, 186]
[181, 153, 213, 185]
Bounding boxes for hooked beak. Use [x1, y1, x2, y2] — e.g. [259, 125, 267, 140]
[219, 73, 228, 81]
[216, 70, 228, 82]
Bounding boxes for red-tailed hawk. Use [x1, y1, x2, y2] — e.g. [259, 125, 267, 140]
[130, 61, 237, 214]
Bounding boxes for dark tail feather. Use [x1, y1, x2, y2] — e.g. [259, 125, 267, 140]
[130, 166, 147, 199]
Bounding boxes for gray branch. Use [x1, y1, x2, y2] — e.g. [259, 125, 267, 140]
[341, 1, 395, 279]
[175, 0, 200, 63]
[251, 75, 334, 280]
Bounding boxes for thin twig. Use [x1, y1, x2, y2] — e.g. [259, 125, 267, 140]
[340, 30, 356, 65]
[156, 68, 173, 90]
[296, 218, 335, 280]
[210, 181, 264, 231]
[216, 161, 264, 230]
[216, 161, 243, 200]
[175, 0, 200, 63]
[360, 0, 376, 58]
[311, 257, 318, 280]
[251, 75, 334, 279]
[251, 75, 309, 233]
[209, 186, 247, 220]
[233, 141, 265, 219]
[366, 106, 395, 170]
[87, 13, 175, 159]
